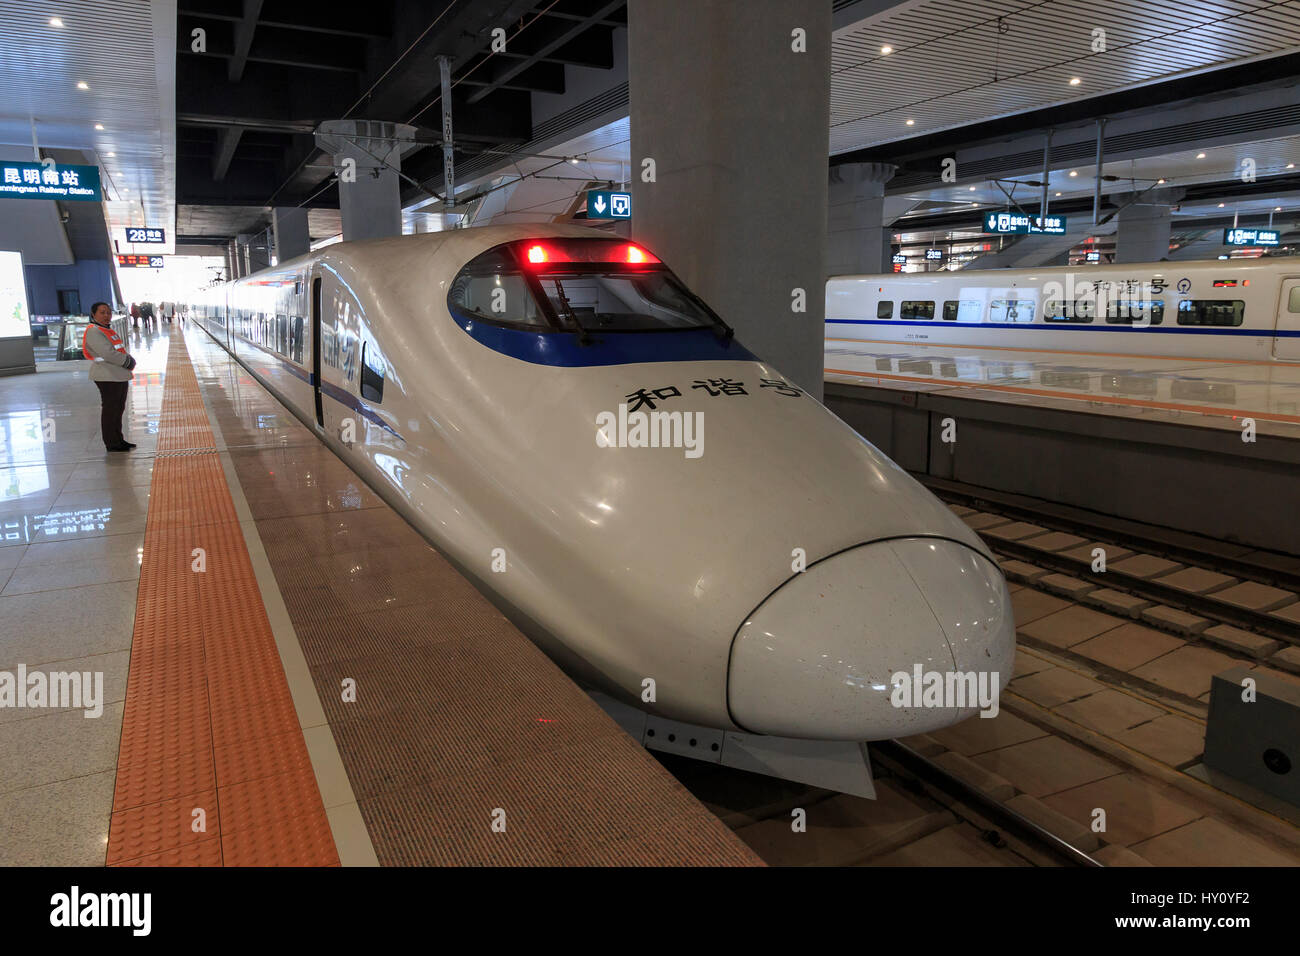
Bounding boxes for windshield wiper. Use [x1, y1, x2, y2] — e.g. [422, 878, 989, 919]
[548, 278, 592, 345]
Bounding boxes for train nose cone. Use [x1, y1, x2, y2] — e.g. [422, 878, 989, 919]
[727, 538, 1015, 741]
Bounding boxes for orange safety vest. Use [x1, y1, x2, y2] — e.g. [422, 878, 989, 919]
[82, 321, 127, 360]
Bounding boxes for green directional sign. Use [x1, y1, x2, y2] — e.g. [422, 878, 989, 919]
[0, 161, 101, 201]
[586, 189, 631, 219]
[984, 211, 1066, 235]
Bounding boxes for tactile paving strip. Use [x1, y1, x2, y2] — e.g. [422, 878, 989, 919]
[106, 331, 339, 866]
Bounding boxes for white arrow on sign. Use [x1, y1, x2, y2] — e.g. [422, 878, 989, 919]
[593, 195, 607, 214]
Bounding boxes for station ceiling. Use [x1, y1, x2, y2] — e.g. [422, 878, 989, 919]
[175, 0, 625, 243]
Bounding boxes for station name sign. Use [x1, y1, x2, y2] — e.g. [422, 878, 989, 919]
[984, 211, 1067, 235]
[125, 227, 165, 244]
[0, 161, 101, 201]
[1224, 227, 1279, 247]
[586, 189, 631, 219]
[117, 255, 164, 269]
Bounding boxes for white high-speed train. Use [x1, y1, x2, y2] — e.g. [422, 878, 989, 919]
[188, 224, 1014, 744]
[827, 258, 1300, 361]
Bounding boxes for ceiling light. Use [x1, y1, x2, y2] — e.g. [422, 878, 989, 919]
[1069, 170, 1078, 177]
[881, 45, 892, 54]
[76, 81, 88, 90]
[106, 152, 114, 157]
[1276, 206, 1283, 212]
[1157, 178, 1165, 184]
[1196, 152, 1206, 159]
[1055, 191, 1062, 196]
[905, 119, 915, 126]
[49, 17, 63, 27]
[1218, 203, 1225, 208]
[968, 186, 976, 191]
[94, 123, 104, 130]
[1069, 77, 1081, 86]
[1289, 163, 1296, 169]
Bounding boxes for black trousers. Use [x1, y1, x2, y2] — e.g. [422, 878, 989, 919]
[95, 381, 129, 448]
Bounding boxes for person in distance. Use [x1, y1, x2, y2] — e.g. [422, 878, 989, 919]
[82, 302, 138, 452]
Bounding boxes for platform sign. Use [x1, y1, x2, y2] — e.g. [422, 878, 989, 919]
[983, 211, 1067, 235]
[125, 227, 166, 244]
[1224, 227, 1279, 247]
[117, 254, 164, 269]
[891, 253, 907, 265]
[1085, 251, 1101, 262]
[0, 161, 100, 201]
[924, 248, 944, 261]
[586, 190, 631, 219]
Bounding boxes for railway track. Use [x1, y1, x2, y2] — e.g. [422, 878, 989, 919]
[924, 477, 1300, 656]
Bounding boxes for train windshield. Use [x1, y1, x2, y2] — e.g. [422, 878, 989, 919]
[449, 239, 723, 334]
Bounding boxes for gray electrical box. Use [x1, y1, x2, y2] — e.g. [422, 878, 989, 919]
[1204, 666, 1300, 807]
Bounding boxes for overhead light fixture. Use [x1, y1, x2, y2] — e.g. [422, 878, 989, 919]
[881, 45, 892, 54]
[1218, 202, 1225, 208]
[1055, 191, 1062, 196]
[1069, 170, 1078, 177]
[106, 152, 115, 157]
[1069, 77, 1081, 86]
[1289, 163, 1296, 169]
[1276, 206, 1283, 212]
[1196, 152, 1206, 159]
[1157, 178, 1166, 184]
[76, 81, 89, 90]
[905, 119, 915, 126]
[94, 123, 104, 131]
[49, 17, 63, 27]
[968, 186, 976, 191]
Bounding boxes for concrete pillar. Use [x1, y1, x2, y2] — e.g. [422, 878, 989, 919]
[225, 239, 241, 280]
[272, 207, 310, 262]
[628, 0, 831, 399]
[314, 119, 417, 241]
[827, 162, 896, 275]
[1113, 188, 1183, 263]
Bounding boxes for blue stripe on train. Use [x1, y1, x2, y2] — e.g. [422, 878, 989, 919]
[826, 319, 1300, 336]
[451, 307, 760, 366]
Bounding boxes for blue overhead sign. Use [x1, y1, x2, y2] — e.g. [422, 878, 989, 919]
[984, 211, 1067, 235]
[1224, 227, 1279, 247]
[586, 189, 631, 219]
[0, 161, 101, 201]
[125, 227, 165, 244]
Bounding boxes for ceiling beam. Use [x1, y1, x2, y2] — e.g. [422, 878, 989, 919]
[229, 0, 266, 82]
[213, 126, 243, 180]
[466, 0, 623, 105]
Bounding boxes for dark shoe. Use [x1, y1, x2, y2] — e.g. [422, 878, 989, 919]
[107, 443, 132, 452]
[121, 441, 137, 449]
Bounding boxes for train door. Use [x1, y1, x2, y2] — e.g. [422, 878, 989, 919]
[311, 276, 324, 427]
[1273, 278, 1300, 361]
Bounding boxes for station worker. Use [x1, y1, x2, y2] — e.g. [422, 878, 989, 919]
[82, 302, 138, 452]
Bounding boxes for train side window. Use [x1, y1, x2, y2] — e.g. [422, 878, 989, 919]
[990, 299, 1035, 323]
[1044, 300, 1093, 323]
[1177, 299, 1244, 327]
[1289, 287, 1300, 312]
[360, 343, 385, 403]
[1106, 300, 1164, 325]
[943, 299, 982, 322]
[292, 316, 304, 363]
[876, 301, 893, 319]
[899, 300, 935, 320]
[277, 314, 289, 354]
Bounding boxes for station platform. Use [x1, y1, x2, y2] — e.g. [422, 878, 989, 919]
[0, 324, 760, 867]
[823, 340, 1300, 556]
